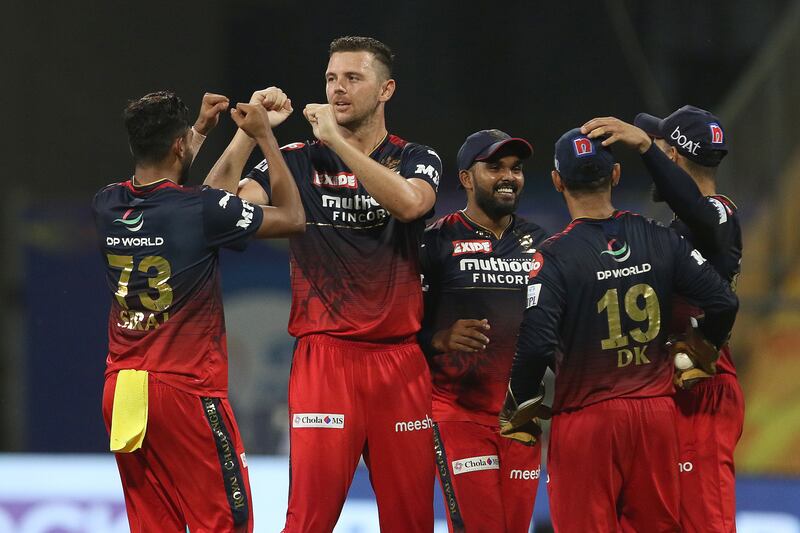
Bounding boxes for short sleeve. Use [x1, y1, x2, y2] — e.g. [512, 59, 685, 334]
[400, 144, 442, 193]
[201, 187, 264, 250]
[243, 142, 310, 204]
[245, 158, 273, 201]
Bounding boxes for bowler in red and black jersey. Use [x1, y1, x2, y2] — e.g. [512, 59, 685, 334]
[93, 91, 304, 532]
[583, 106, 744, 533]
[418, 130, 548, 533]
[206, 37, 440, 533]
[504, 128, 738, 532]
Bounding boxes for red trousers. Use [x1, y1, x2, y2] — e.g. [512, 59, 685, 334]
[103, 372, 253, 533]
[548, 397, 681, 533]
[675, 373, 744, 533]
[283, 334, 435, 533]
[434, 420, 541, 533]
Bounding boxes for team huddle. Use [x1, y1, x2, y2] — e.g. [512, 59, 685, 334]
[93, 36, 743, 533]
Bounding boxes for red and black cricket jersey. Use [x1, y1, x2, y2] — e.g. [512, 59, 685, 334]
[419, 212, 548, 426]
[246, 134, 441, 342]
[92, 179, 263, 396]
[641, 144, 743, 375]
[514, 211, 738, 413]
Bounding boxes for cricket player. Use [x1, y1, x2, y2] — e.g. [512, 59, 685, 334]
[418, 129, 548, 533]
[502, 128, 739, 532]
[582, 106, 744, 532]
[93, 91, 304, 532]
[205, 36, 441, 532]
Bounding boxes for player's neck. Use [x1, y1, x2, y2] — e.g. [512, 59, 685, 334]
[694, 176, 717, 196]
[565, 193, 615, 221]
[462, 206, 513, 239]
[340, 113, 388, 155]
[133, 162, 181, 186]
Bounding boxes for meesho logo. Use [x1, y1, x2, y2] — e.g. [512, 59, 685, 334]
[113, 209, 144, 232]
[452, 455, 499, 475]
[292, 413, 345, 429]
[601, 239, 631, 263]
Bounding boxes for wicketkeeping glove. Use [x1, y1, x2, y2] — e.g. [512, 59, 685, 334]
[668, 323, 720, 390]
[499, 382, 552, 446]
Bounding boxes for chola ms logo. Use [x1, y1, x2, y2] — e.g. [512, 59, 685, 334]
[709, 123, 724, 144]
[573, 137, 594, 157]
[113, 209, 144, 232]
[601, 239, 631, 263]
[292, 413, 345, 429]
[451, 455, 500, 475]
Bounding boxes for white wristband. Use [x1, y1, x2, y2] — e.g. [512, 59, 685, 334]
[190, 126, 207, 156]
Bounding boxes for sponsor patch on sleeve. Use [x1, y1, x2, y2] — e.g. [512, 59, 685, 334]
[528, 251, 544, 278]
[708, 197, 728, 224]
[527, 283, 542, 308]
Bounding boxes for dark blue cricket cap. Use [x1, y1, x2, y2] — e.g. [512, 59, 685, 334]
[554, 128, 616, 184]
[634, 105, 728, 167]
[457, 129, 533, 171]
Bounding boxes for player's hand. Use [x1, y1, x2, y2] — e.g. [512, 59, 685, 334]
[193, 93, 230, 135]
[431, 319, 491, 353]
[303, 103, 342, 146]
[249, 87, 293, 128]
[580, 117, 652, 154]
[230, 103, 272, 140]
[668, 323, 720, 390]
[499, 383, 551, 446]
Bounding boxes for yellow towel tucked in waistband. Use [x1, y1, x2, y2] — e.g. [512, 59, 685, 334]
[109, 369, 149, 453]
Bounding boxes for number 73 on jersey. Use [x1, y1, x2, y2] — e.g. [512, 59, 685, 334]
[107, 254, 174, 331]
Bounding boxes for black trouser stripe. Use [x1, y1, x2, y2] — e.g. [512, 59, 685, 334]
[201, 397, 249, 526]
[433, 422, 465, 531]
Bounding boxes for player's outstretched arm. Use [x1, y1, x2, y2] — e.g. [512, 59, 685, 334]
[204, 87, 294, 199]
[303, 103, 436, 222]
[231, 103, 304, 238]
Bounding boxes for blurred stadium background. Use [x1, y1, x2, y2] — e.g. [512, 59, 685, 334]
[3, 1, 800, 531]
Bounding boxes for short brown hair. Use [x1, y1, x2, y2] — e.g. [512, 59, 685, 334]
[329, 36, 394, 78]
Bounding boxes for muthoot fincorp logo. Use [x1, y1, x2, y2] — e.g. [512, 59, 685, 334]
[292, 413, 345, 429]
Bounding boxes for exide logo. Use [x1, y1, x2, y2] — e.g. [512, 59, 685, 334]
[452, 240, 493, 256]
[573, 137, 594, 157]
[313, 171, 358, 189]
[709, 123, 724, 144]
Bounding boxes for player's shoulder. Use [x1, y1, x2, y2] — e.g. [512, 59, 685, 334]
[539, 217, 588, 252]
[94, 180, 125, 197]
[393, 136, 441, 161]
[707, 194, 738, 221]
[513, 216, 549, 241]
[424, 212, 464, 237]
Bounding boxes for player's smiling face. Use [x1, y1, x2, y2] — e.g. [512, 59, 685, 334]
[470, 154, 525, 218]
[325, 51, 391, 129]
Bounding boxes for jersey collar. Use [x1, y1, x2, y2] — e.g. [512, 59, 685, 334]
[458, 210, 515, 240]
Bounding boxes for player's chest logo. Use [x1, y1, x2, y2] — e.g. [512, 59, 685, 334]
[455, 249, 534, 288]
[312, 170, 358, 190]
[452, 240, 493, 256]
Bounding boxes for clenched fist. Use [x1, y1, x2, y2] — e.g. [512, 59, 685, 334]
[249, 87, 293, 128]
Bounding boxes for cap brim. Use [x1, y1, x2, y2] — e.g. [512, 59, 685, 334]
[475, 138, 533, 162]
[634, 113, 665, 138]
